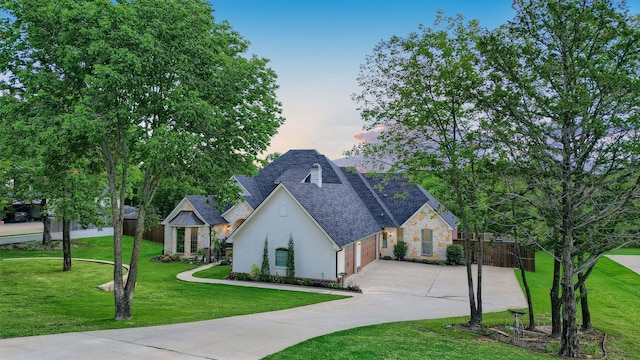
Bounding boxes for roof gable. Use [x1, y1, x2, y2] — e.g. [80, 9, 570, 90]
[234, 175, 262, 209]
[344, 171, 457, 230]
[229, 184, 340, 249]
[185, 195, 227, 225]
[168, 211, 205, 226]
[254, 150, 345, 197]
[283, 182, 381, 247]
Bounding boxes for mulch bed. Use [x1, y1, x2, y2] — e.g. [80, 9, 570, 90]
[446, 323, 606, 359]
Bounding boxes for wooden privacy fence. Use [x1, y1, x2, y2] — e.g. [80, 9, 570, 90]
[453, 239, 535, 272]
[123, 218, 164, 244]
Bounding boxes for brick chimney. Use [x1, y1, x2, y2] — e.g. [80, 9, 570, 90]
[310, 163, 322, 187]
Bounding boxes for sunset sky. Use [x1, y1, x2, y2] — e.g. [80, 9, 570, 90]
[210, 0, 639, 160]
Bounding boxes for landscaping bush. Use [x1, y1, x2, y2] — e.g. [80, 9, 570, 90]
[382, 255, 392, 260]
[393, 241, 408, 260]
[286, 234, 295, 279]
[260, 237, 270, 281]
[446, 244, 465, 265]
[249, 264, 260, 280]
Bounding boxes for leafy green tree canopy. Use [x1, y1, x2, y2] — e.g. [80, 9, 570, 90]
[480, 0, 640, 356]
[0, 0, 284, 320]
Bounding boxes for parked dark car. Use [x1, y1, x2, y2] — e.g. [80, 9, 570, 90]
[13, 211, 29, 222]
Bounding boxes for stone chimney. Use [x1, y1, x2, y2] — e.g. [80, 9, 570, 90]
[310, 163, 322, 187]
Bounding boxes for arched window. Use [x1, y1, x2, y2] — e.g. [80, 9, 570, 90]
[275, 248, 288, 267]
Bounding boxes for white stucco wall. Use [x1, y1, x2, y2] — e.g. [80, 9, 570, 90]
[231, 187, 339, 280]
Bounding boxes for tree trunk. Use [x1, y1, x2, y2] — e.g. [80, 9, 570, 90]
[517, 250, 535, 331]
[550, 252, 562, 337]
[114, 286, 133, 320]
[578, 271, 592, 331]
[475, 229, 483, 326]
[457, 188, 479, 328]
[41, 199, 51, 246]
[121, 202, 146, 318]
[62, 217, 71, 271]
[465, 235, 479, 327]
[112, 202, 127, 319]
[114, 166, 159, 320]
[102, 138, 130, 321]
[559, 238, 581, 357]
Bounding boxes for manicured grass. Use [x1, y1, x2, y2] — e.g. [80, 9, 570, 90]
[192, 264, 231, 279]
[0, 237, 346, 338]
[266, 250, 640, 360]
[264, 319, 555, 360]
[513, 250, 640, 359]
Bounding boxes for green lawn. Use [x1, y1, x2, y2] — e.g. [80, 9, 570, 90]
[2, 238, 638, 359]
[192, 264, 231, 279]
[265, 319, 556, 360]
[266, 250, 640, 360]
[0, 236, 346, 338]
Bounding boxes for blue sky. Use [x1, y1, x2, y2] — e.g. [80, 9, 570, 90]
[211, 0, 639, 160]
[208, 1, 510, 159]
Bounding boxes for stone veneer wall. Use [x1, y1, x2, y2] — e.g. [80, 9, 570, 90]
[402, 203, 453, 260]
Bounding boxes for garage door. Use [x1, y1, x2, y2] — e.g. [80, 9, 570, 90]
[359, 235, 377, 271]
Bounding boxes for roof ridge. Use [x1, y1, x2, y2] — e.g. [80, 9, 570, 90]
[356, 172, 399, 227]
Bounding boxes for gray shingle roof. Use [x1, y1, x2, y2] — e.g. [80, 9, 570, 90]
[234, 175, 262, 209]
[354, 174, 457, 229]
[340, 169, 398, 227]
[168, 211, 205, 226]
[254, 150, 344, 197]
[185, 195, 227, 225]
[183, 149, 456, 248]
[283, 183, 381, 247]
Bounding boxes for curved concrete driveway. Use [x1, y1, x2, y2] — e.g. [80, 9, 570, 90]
[0, 261, 526, 360]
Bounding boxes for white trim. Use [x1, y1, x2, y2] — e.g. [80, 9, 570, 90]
[161, 197, 210, 227]
[400, 202, 455, 231]
[231, 175, 251, 197]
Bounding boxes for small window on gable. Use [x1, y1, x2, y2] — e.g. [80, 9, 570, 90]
[275, 248, 288, 267]
[421, 229, 433, 256]
[279, 203, 287, 217]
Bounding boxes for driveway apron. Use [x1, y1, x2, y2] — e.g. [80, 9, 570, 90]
[0, 260, 527, 360]
[606, 255, 640, 276]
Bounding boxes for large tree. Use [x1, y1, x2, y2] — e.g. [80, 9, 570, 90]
[0, 0, 284, 319]
[0, 87, 106, 263]
[481, 0, 640, 356]
[352, 14, 492, 328]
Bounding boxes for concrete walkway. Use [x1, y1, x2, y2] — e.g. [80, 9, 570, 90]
[0, 260, 526, 360]
[606, 255, 640, 276]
